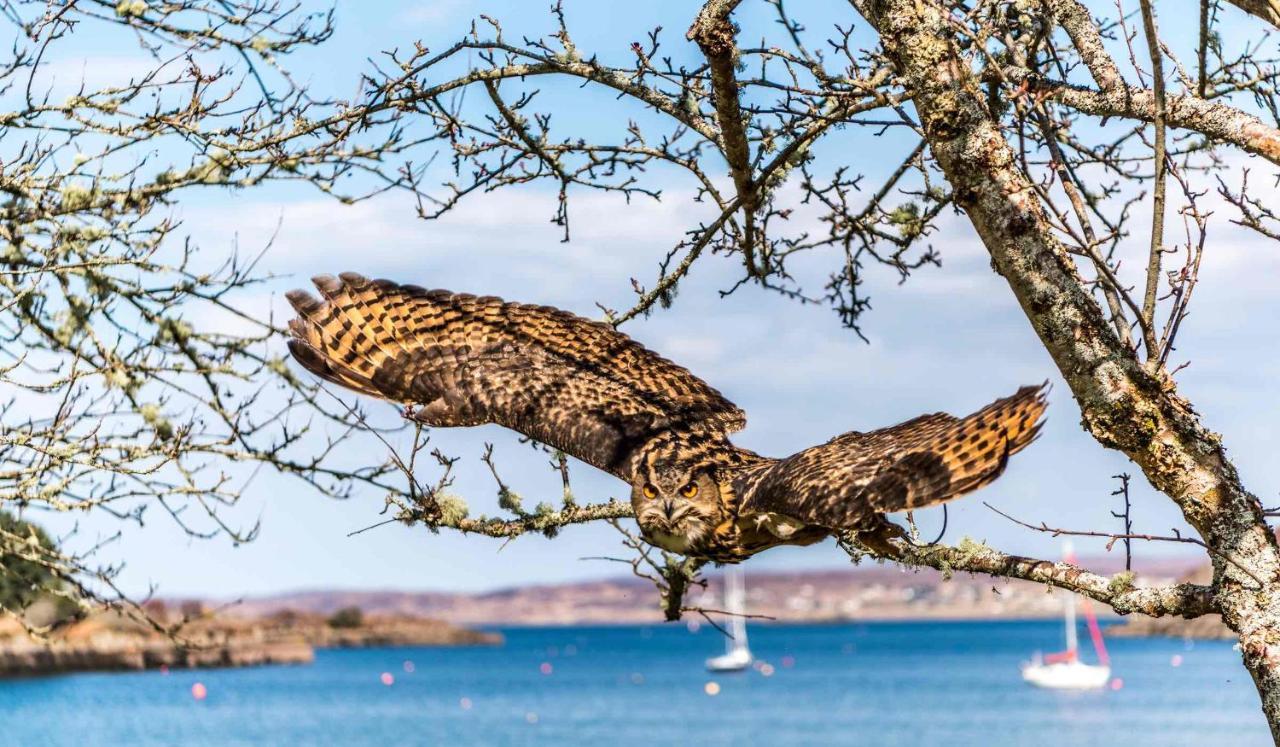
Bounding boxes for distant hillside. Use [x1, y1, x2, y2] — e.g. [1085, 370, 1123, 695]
[202, 556, 1202, 626]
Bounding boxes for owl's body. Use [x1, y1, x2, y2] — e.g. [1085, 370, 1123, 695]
[287, 273, 1047, 562]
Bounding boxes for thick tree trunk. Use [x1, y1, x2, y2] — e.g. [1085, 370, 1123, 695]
[856, 0, 1280, 738]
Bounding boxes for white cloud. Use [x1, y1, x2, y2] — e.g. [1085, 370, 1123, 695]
[179, 186, 715, 305]
[32, 55, 169, 97]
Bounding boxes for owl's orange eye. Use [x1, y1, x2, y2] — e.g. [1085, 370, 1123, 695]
[642, 483, 658, 499]
[680, 483, 698, 499]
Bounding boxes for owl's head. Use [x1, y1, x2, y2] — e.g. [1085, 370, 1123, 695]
[630, 462, 723, 554]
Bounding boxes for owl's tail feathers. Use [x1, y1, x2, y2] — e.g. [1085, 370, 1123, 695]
[869, 382, 1050, 514]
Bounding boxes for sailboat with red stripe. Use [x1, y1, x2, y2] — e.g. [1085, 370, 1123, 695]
[1021, 542, 1113, 690]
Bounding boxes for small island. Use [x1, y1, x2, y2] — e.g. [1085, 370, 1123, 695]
[0, 601, 501, 677]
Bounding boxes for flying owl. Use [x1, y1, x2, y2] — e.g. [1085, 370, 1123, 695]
[286, 273, 1047, 563]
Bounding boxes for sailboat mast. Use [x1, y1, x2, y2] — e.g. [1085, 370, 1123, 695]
[1062, 542, 1078, 657]
[1064, 590, 1078, 655]
[726, 567, 748, 652]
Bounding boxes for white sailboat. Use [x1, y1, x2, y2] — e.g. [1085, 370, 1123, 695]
[706, 566, 753, 672]
[1021, 542, 1112, 690]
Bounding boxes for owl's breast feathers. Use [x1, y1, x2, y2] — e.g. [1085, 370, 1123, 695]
[658, 457, 827, 563]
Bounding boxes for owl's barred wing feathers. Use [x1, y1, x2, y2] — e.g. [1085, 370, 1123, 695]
[285, 273, 746, 480]
[739, 384, 1048, 530]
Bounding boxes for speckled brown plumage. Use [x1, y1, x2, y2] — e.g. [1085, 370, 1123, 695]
[287, 273, 1048, 563]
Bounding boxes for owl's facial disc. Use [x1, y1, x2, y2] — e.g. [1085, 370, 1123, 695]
[630, 468, 721, 553]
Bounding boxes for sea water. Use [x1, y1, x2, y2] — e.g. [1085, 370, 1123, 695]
[0, 621, 1266, 746]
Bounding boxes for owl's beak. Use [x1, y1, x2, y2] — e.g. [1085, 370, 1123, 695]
[661, 499, 676, 520]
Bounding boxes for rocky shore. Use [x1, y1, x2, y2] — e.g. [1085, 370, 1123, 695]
[1106, 613, 1234, 640]
[0, 607, 501, 677]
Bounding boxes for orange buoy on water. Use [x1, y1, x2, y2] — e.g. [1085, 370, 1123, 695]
[191, 682, 207, 700]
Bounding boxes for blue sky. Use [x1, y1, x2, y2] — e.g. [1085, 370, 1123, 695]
[48, 1, 1280, 597]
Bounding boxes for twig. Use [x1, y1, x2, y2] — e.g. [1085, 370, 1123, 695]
[1110, 473, 1134, 571]
[1138, 0, 1169, 356]
[984, 501, 1264, 587]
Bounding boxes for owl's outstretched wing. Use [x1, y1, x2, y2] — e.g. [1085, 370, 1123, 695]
[285, 273, 745, 480]
[737, 384, 1048, 529]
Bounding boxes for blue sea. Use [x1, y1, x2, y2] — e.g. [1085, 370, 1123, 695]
[0, 621, 1266, 746]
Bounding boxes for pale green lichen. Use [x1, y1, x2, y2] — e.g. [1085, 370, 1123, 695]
[435, 494, 469, 525]
[115, 0, 147, 18]
[103, 367, 141, 396]
[155, 317, 193, 345]
[887, 202, 926, 241]
[955, 536, 993, 563]
[937, 536, 995, 581]
[63, 224, 108, 243]
[191, 160, 227, 184]
[59, 185, 95, 211]
[1108, 570, 1136, 595]
[497, 488, 523, 514]
[139, 403, 174, 440]
[208, 148, 236, 167]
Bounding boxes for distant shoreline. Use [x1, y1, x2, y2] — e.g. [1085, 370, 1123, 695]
[478, 614, 1077, 629]
[0, 610, 501, 679]
[198, 560, 1199, 629]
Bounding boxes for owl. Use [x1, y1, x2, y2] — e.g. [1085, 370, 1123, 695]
[286, 273, 1047, 563]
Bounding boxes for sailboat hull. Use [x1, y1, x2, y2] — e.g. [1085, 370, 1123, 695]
[706, 648, 753, 672]
[1021, 660, 1111, 690]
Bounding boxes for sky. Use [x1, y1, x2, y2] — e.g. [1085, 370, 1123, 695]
[31, 0, 1280, 598]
